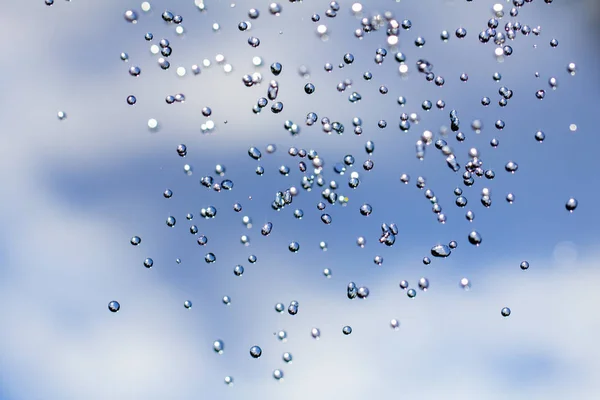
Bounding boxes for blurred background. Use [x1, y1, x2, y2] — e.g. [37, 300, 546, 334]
[1, 0, 599, 399]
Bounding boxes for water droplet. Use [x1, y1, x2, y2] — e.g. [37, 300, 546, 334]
[213, 339, 224, 354]
[139, 257, 153, 270]
[468, 231, 482, 246]
[224, 376, 233, 385]
[126, 95, 137, 105]
[342, 326, 352, 335]
[108, 301, 120, 312]
[205, 253, 216, 263]
[273, 369, 284, 380]
[57, 111, 67, 120]
[390, 319, 400, 330]
[501, 307, 511, 317]
[407, 288, 417, 298]
[283, 352, 292, 363]
[418, 277, 429, 291]
[311, 328, 321, 339]
[130, 236, 141, 246]
[249, 345, 262, 358]
[565, 198, 578, 212]
[431, 244, 451, 258]
[288, 242, 300, 253]
[124, 10, 138, 23]
[233, 265, 244, 276]
[184, 300, 192, 309]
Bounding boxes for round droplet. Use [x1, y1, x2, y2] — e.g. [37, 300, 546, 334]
[501, 307, 511, 317]
[57, 111, 67, 120]
[213, 340, 224, 353]
[224, 376, 233, 385]
[130, 236, 141, 246]
[390, 319, 400, 330]
[342, 326, 352, 335]
[288, 242, 300, 253]
[249, 345, 262, 358]
[505, 161, 518, 173]
[184, 300, 192, 309]
[108, 300, 120, 313]
[407, 288, 417, 298]
[311, 328, 321, 339]
[205, 253, 216, 263]
[418, 277, 429, 291]
[233, 265, 244, 276]
[460, 277, 471, 290]
[166, 216, 176, 227]
[468, 231, 482, 246]
[565, 198, 578, 212]
[129, 66, 141, 76]
[273, 369, 284, 380]
[126, 95, 137, 105]
[283, 352, 292, 363]
[143, 258, 153, 268]
[124, 10, 138, 23]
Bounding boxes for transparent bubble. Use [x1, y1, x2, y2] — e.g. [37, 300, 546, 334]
[550, 38, 558, 47]
[108, 300, 120, 312]
[407, 288, 417, 298]
[567, 62, 577, 75]
[45, 0, 54, 5]
[249, 345, 262, 358]
[222, 295, 231, 305]
[440, 30, 450, 41]
[224, 376, 233, 386]
[120, 52, 129, 62]
[415, 37, 426, 47]
[283, 352, 292, 363]
[311, 328, 321, 339]
[248, 8, 260, 18]
[565, 198, 578, 212]
[342, 326, 352, 335]
[197, 235, 208, 246]
[126, 95, 137, 105]
[130, 236, 141, 246]
[501, 307, 511, 317]
[418, 277, 429, 291]
[184, 300, 192, 309]
[455, 27, 467, 38]
[57, 111, 67, 120]
[535, 130, 545, 142]
[294, 209, 304, 219]
[506, 193, 515, 204]
[166, 216, 176, 227]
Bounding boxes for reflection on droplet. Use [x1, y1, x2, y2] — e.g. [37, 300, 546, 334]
[108, 301, 120, 312]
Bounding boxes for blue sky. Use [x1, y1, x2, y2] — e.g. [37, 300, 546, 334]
[1, 0, 599, 399]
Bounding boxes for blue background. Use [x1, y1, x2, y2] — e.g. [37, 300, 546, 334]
[1, 0, 599, 399]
